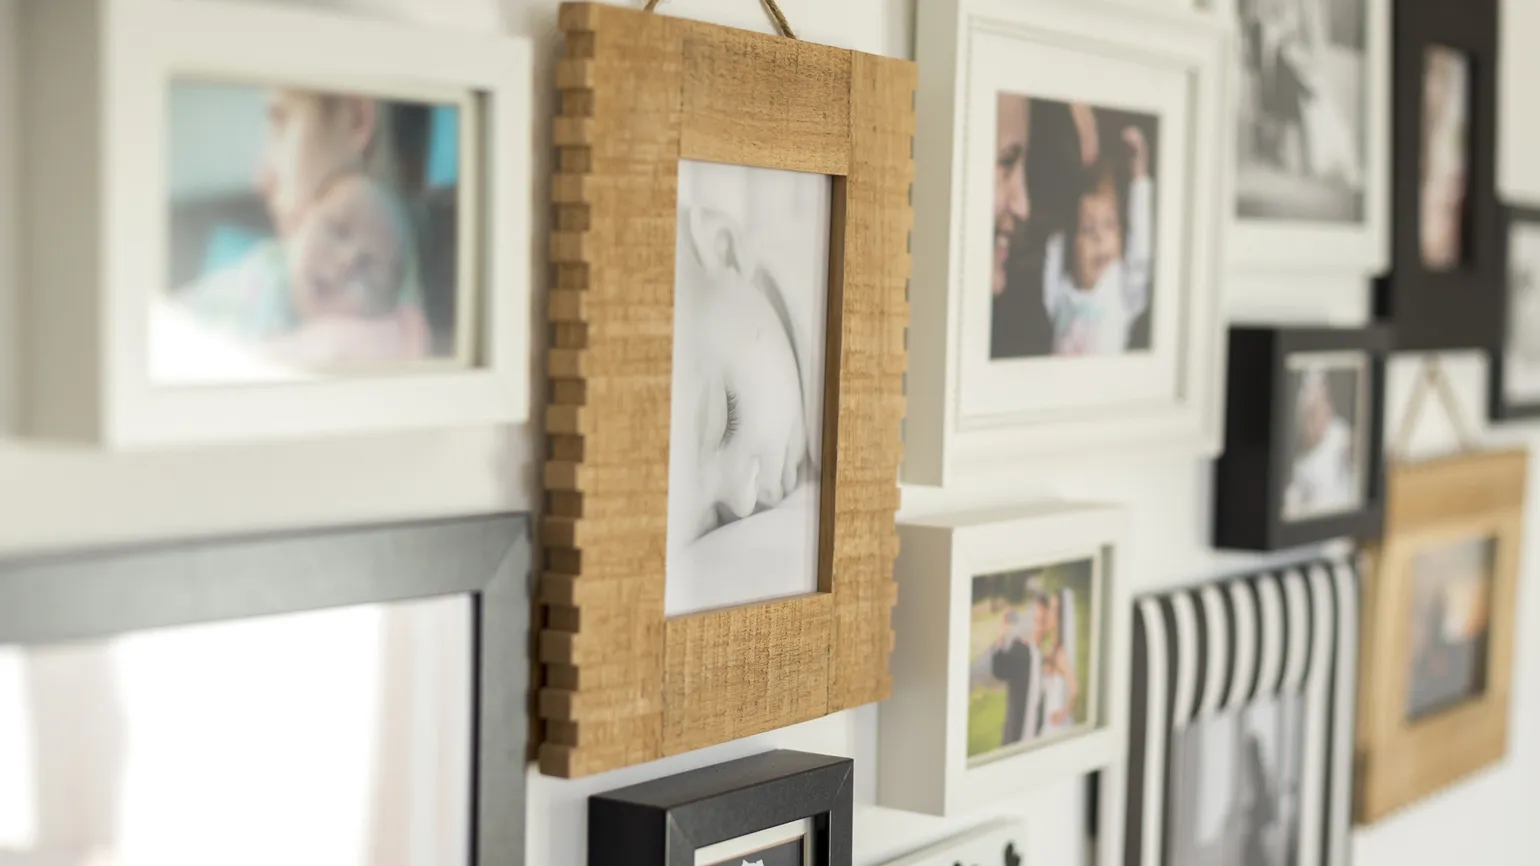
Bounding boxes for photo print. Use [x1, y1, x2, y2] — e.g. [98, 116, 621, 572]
[1421, 45, 1472, 271]
[967, 556, 1099, 762]
[1235, 0, 1367, 222]
[664, 160, 833, 618]
[1167, 695, 1307, 866]
[990, 94, 1160, 359]
[695, 820, 812, 866]
[0, 596, 473, 865]
[1406, 536, 1496, 721]
[156, 79, 477, 384]
[1281, 352, 1367, 523]
[1503, 221, 1540, 405]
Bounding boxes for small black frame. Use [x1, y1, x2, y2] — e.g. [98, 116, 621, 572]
[587, 750, 853, 866]
[1214, 326, 1392, 551]
[0, 514, 531, 866]
[1372, 0, 1502, 351]
[1489, 203, 1540, 421]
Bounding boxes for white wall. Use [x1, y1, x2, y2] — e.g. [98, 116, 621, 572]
[1, 0, 1538, 865]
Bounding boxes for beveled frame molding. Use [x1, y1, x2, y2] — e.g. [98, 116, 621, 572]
[1355, 449, 1526, 823]
[538, 2, 913, 779]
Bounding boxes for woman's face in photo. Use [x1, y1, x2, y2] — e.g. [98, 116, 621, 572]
[675, 213, 812, 540]
[256, 91, 376, 237]
[994, 95, 1031, 295]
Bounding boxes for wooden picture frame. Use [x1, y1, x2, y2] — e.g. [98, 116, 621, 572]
[905, 0, 1229, 485]
[1214, 326, 1392, 551]
[539, 3, 913, 778]
[587, 750, 853, 866]
[1372, 0, 1502, 351]
[1355, 450, 1525, 823]
[879, 503, 1130, 817]
[16, 0, 532, 447]
[1489, 203, 1540, 421]
[1218, 0, 1392, 281]
[0, 514, 531, 866]
[1112, 558, 1358, 866]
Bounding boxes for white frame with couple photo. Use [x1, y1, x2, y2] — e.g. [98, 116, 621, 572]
[1217, 0, 1391, 281]
[906, 0, 1229, 486]
[16, 0, 530, 446]
[879, 503, 1130, 817]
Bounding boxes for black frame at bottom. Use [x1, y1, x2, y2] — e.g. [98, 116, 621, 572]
[0, 514, 530, 866]
[588, 750, 853, 866]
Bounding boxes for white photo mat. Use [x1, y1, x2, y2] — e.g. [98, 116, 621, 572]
[1107, 558, 1358, 866]
[907, 0, 1229, 484]
[879, 503, 1130, 818]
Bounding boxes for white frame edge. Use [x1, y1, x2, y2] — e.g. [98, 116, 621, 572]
[879, 503, 1132, 818]
[18, 0, 532, 447]
[906, 0, 1231, 486]
[1219, 0, 1391, 277]
[876, 818, 1030, 866]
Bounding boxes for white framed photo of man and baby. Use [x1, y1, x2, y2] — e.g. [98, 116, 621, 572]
[879, 504, 1130, 817]
[907, 0, 1228, 485]
[17, 0, 531, 446]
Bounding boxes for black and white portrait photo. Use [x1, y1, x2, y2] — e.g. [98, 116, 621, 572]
[1235, 0, 1367, 222]
[990, 94, 1160, 359]
[1504, 220, 1540, 407]
[1281, 353, 1366, 523]
[664, 160, 833, 618]
[1167, 696, 1306, 866]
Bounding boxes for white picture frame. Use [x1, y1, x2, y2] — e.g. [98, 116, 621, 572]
[907, 0, 1230, 486]
[878, 503, 1131, 818]
[878, 819, 1029, 866]
[1220, 0, 1391, 278]
[1102, 557, 1358, 866]
[16, 0, 531, 447]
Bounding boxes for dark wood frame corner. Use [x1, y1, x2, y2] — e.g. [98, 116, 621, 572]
[1214, 325, 1392, 552]
[0, 514, 532, 866]
[538, 2, 913, 779]
[587, 750, 853, 866]
[1488, 203, 1540, 422]
[1372, 0, 1502, 351]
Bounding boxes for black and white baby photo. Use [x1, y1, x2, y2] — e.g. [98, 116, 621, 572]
[1167, 696, 1306, 866]
[1282, 354, 1366, 523]
[664, 160, 833, 617]
[1236, 0, 1367, 222]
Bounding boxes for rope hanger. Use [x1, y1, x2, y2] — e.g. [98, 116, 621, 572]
[644, 0, 799, 40]
[1388, 355, 1480, 459]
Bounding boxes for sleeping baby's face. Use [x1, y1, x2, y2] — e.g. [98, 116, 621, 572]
[287, 173, 406, 320]
[674, 208, 812, 540]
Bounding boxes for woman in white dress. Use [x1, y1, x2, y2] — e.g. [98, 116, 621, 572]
[1041, 589, 1080, 735]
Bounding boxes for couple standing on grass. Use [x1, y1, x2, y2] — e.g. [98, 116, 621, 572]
[990, 587, 1078, 747]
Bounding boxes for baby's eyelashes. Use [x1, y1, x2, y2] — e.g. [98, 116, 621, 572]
[721, 388, 741, 447]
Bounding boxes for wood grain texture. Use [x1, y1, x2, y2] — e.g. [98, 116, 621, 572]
[1355, 449, 1526, 823]
[538, 1, 911, 779]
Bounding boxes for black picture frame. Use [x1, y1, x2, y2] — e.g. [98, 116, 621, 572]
[0, 514, 530, 866]
[1372, 0, 1502, 351]
[1489, 203, 1540, 421]
[1214, 326, 1391, 551]
[588, 750, 853, 866]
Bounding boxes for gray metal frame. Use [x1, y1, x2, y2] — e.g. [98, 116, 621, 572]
[0, 513, 530, 866]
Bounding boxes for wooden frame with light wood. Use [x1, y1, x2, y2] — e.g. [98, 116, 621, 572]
[538, 2, 913, 779]
[1355, 449, 1526, 823]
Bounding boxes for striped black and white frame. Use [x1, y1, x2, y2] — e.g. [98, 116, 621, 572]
[1118, 557, 1359, 866]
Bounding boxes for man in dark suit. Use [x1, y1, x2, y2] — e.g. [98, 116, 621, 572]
[991, 594, 1048, 746]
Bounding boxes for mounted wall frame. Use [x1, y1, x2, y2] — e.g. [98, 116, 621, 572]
[1372, 0, 1502, 351]
[538, 3, 913, 778]
[1490, 203, 1540, 421]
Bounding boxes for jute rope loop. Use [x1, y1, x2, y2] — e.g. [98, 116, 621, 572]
[643, 0, 798, 39]
[1389, 355, 1479, 459]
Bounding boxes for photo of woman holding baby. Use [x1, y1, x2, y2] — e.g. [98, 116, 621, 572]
[989, 95, 1161, 360]
[155, 80, 472, 383]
